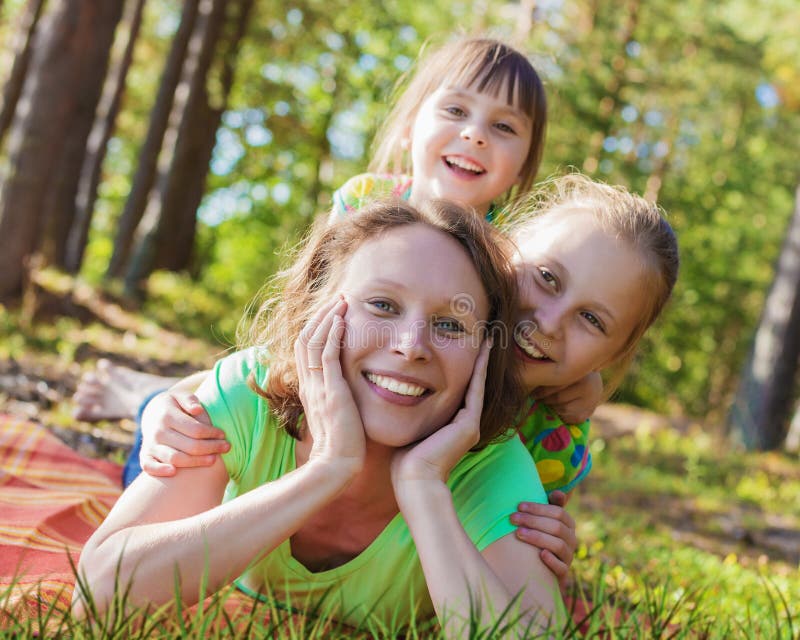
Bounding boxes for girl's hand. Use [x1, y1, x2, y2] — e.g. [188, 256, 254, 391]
[391, 339, 491, 489]
[534, 371, 603, 424]
[295, 296, 365, 474]
[140, 391, 229, 477]
[510, 490, 577, 591]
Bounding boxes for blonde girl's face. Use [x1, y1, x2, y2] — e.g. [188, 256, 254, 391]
[511, 209, 648, 392]
[335, 224, 489, 448]
[407, 83, 533, 215]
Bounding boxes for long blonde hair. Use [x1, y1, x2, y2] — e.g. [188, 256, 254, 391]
[370, 37, 547, 201]
[241, 198, 525, 449]
[505, 174, 680, 397]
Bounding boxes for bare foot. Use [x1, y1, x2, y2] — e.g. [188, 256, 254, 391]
[72, 359, 180, 422]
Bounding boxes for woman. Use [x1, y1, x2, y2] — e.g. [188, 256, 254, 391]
[74, 199, 562, 636]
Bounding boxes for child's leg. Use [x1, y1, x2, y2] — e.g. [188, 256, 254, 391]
[72, 360, 180, 422]
[121, 388, 168, 487]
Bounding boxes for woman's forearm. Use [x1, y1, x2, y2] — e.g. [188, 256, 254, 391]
[76, 458, 356, 613]
[397, 481, 561, 638]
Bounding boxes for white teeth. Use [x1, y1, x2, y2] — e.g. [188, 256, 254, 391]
[366, 373, 427, 397]
[514, 329, 548, 360]
[445, 156, 484, 173]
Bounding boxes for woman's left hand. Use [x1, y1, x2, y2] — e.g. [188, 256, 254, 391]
[391, 338, 492, 488]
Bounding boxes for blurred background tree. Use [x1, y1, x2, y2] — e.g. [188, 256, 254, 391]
[0, 0, 797, 449]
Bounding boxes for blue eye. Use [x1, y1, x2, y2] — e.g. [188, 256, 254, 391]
[435, 318, 465, 333]
[368, 299, 394, 313]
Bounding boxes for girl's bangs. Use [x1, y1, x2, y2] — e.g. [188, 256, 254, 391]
[444, 53, 538, 115]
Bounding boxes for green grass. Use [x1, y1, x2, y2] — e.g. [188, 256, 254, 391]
[1, 560, 796, 639]
[2, 276, 799, 638]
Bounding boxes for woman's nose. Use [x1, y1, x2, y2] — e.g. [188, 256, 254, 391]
[393, 320, 432, 361]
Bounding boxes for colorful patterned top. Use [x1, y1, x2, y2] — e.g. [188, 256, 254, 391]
[329, 172, 593, 496]
[330, 173, 413, 221]
[330, 172, 503, 223]
[515, 397, 592, 495]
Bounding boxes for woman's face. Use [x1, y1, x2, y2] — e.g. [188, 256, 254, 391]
[334, 224, 489, 447]
[512, 209, 648, 392]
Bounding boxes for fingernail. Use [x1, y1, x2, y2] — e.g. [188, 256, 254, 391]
[510, 514, 521, 524]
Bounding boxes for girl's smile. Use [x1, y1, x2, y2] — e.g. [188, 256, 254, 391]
[409, 84, 533, 214]
[512, 209, 648, 391]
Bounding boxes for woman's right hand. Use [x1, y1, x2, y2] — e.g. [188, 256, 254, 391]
[294, 296, 366, 475]
[140, 391, 230, 477]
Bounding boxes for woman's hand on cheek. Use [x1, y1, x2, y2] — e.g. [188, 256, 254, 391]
[391, 338, 491, 492]
[295, 296, 365, 476]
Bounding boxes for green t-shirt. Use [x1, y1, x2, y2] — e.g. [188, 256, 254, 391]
[196, 347, 546, 631]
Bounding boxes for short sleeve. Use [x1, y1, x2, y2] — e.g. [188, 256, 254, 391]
[329, 173, 413, 224]
[329, 173, 377, 223]
[517, 399, 592, 495]
[195, 348, 267, 482]
[449, 437, 546, 551]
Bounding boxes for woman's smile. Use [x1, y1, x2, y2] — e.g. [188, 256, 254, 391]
[363, 371, 432, 406]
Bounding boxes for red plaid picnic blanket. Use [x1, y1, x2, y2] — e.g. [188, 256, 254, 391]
[0, 416, 123, 614]
[0, 416, 290, 632]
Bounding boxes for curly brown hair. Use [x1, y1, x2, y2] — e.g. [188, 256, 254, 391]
[239, 198, 525, 449]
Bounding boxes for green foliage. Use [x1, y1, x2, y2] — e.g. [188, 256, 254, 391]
[3, 0, 797, 417]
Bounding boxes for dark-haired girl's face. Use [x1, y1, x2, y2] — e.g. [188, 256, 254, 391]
[335, 224, 489, 447]
[408, 84, 532, 215]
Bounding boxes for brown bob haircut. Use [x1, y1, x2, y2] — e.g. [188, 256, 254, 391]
[370, 36, 548, 201]
[241, 199, 525, 449]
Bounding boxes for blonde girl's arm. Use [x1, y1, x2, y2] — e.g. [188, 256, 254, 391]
[392, 342, 564, 637]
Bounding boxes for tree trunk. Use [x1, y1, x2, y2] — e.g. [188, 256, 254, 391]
[38, 0, 125, 268]
[785, 401, 800, 453]
[123, 0, 227, 296]
[157, 0, 254, 273]
[64, 0, 146, 273]
[124, 0, 253, 295]
[728, 185, 800, 449]
[0, 0, 123, 299]
[106, 0, 200, 279]
[0, 0, 46, 147]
